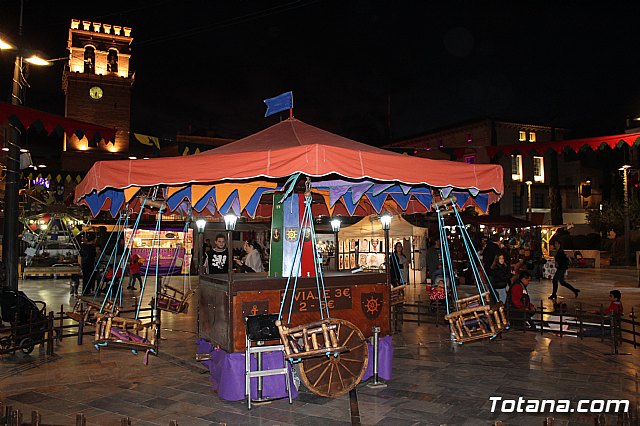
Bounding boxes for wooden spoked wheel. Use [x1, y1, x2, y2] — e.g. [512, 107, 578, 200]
[299, 319, 368, 397]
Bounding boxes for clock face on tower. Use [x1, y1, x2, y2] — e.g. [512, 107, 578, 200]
[89, 86, 103, 100]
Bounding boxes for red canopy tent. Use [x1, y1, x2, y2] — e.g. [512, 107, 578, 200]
[75, 118, 505, 217]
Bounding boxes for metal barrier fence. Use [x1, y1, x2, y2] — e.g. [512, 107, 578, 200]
[0, 311, 54, 357]
[0, 402, 181, 426]
[393, 298, 640, 353]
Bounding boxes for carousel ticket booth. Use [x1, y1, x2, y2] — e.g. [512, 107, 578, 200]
[74, 117, 504, 403]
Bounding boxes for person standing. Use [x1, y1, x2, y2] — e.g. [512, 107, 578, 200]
[204, 234, 229, 274]
[490, 254, 511, 304]
[482, 235, 501, 277]
[127, 253, 143, 290]
[79, 233, 98, 294]
[550, 240, 580, 300]
[426, 239, 442, 285]
[390, 242, 409, 285]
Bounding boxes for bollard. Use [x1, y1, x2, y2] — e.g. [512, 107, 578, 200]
[367, 326, 387, 388]
[78, 318, 84, 345]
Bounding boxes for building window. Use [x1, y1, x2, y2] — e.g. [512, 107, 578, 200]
[511, 155, 523, 181]
[107, 49, 118, 73]
[513, 192, 523, 215]
[83, 46, 95, 74]
[464, 155, 476, 164]
[534, 192, 545, 209]
[533, 156, 544, 183]
[519, 131, 526, 141]
[467, 133, 473, 143]
[529, 131, 536, 142]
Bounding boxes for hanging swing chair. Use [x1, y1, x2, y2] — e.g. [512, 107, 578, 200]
[67, 212, 129, 325]
[434, 196, 508, 344]
[275, 178, 368, 398]
[152, 220, 195, 314]
[92, 196, 163, 363]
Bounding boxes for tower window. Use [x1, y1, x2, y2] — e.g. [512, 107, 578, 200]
[84, 46, 95, 74]
[519, 131, 526, 141]
[511, 154, 523, 181]
[107, 49, 118, 73]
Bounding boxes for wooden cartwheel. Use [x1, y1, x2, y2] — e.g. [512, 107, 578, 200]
[277, 318, 368, 397]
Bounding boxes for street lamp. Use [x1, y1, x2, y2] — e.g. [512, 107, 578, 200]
[195, 217, 207, 274]
[380, 214, 392, 285]
[0, 7, 54, 290]
[619, 165, 631, 266]
[224, 213, 237, 283]
[525, 180, 533, 221]
[330, 218, 341, 270]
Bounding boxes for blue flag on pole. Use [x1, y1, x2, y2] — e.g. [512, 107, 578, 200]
[264, 91, 293, 117]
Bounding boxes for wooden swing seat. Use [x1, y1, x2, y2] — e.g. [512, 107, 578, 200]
[67, 297, 119, 325]
[276, 319, 347, 360]
[154, 285, 194, 314]
[94, 313, 157, 352]
[445, 294, 508, 343]
[390, 284, 406, 306]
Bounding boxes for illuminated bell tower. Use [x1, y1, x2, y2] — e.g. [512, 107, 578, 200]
[62, 19, 133, 170]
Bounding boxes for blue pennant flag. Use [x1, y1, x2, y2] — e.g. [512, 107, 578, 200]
[264, 91, 293, 117]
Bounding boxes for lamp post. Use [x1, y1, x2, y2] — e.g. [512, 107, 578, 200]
[330, 218, 341, 270]
[380, 214, 392, 285]
[619, 165, 631, 266]
[525, 180, 533, 222]
[0, 4, 54, 290]
[224, 213, 237, 284]
[196, 217, 207, 274]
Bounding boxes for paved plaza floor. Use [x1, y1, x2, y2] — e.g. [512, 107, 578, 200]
[1, 268, 639, 425]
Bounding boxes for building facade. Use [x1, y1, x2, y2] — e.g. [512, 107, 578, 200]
[387, 119, 602, 224]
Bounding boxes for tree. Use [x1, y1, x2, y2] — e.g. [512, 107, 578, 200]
[586, 201, 640, 234]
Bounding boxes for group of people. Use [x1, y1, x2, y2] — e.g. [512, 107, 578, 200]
[202, 234, 264, 274]
[78, 234, 144, 294]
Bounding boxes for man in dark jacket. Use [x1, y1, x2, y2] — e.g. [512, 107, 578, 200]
[550, 240, 580, 300]
[482, 236, 501, 277]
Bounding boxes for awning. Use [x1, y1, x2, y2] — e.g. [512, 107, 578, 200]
[485, 132, 640, 158]
[0, 102, 116, 144]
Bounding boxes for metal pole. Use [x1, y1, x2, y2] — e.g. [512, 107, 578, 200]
[384, 228, 390, 286]
[623, 168, 631, 266]
[367, 326, 387, 388]
[3, 1, 24, 291]
[3, 59, 23, 291]
[334, 230, 339, 271]
[197, 229, 204, 275]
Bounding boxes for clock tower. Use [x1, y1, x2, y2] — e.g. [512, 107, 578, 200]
[62, 19, 133, 170]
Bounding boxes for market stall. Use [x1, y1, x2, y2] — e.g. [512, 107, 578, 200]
[123, 228, 193, 275]
[338, 215, 427, 282]
[74, 117, 504, 398]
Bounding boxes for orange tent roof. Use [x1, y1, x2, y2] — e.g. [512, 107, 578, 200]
[75, 118, 504, 202]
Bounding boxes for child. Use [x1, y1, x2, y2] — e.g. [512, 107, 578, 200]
[127, 254, 143, 290]
[599, 290, 623, 317]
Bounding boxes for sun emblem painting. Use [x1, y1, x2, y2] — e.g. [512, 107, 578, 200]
[285, 227, 298, 242]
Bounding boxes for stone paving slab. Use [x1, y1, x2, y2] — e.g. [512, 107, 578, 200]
[1, 271, 639, 425]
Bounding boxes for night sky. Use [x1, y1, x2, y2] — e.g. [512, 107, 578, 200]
[2, 1, 640, 146]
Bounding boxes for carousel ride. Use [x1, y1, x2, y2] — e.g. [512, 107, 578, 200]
[72, 117, 505, 394]
[434, 196, 508, 343]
